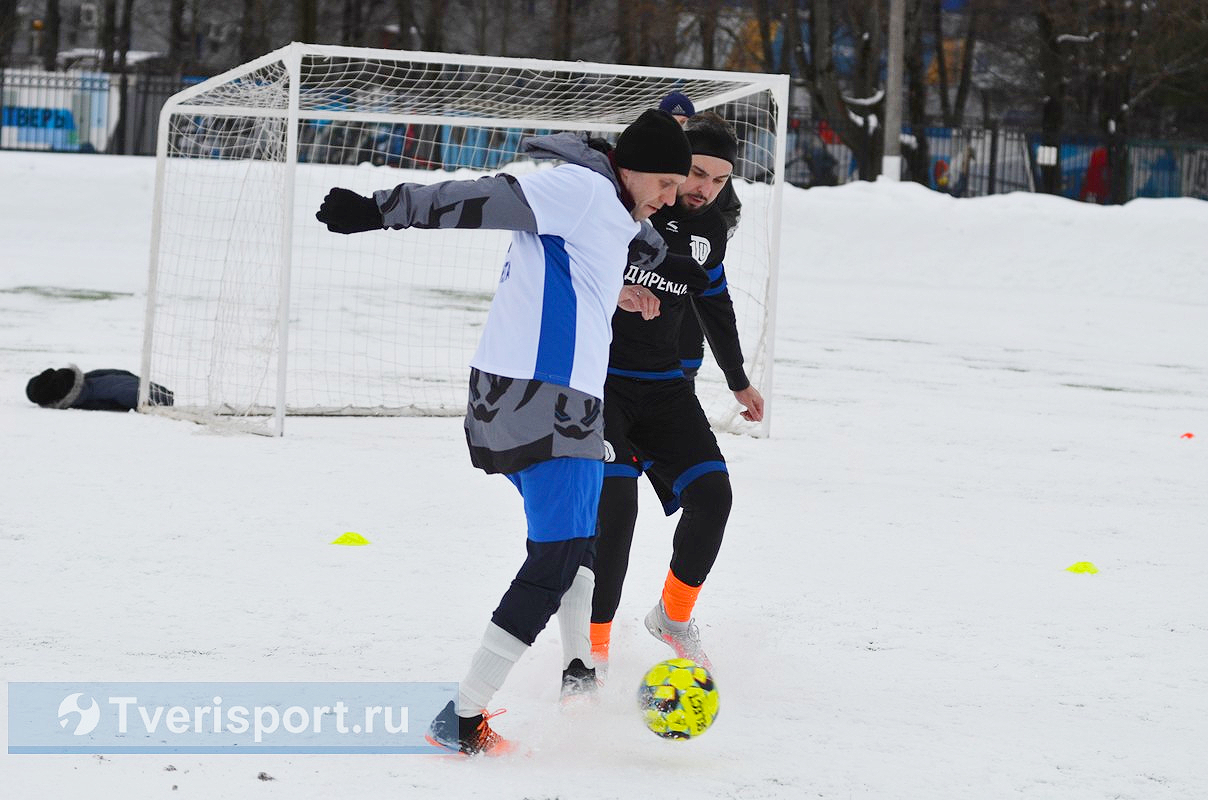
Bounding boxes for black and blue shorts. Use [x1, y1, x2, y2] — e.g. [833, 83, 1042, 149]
[601, 374, 727, 515]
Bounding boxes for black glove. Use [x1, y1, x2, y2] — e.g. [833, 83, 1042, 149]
[316, 188, 383, 234]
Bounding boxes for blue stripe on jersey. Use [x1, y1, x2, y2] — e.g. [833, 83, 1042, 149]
[702, 262, 728, 297]
[671, 460, 729, 498]
[680, 358, 703, 369]
[607, 367, 685, 380]
[533, 235, 576, 384]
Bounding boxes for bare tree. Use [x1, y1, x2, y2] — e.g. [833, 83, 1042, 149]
[553, 0, 573, 60]
[751, 0, 778, 72]
[297, 0, 317, 44]
[616, 0, 636, 63]
[463, 0, 498, 55]
[930, 0, 981, 125]
[785, 0, 886, 180]
[694, 0, 725, 69]
[340, 0, 363, 45]
[167, 0, 186, 73]
[421, 0, 445, 51]
[396, 0, 417, 48]
[37, 0, 62, 70]
[902, 0, 931, 183]
[239, 0, 271, 63]
[1, 0, 20, 69]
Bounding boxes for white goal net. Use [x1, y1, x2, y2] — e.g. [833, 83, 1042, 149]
[141, 42, 787, 436]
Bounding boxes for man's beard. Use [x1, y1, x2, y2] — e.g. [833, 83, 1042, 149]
[676, 194, 711, 215]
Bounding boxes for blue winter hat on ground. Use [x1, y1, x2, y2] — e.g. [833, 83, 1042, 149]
[658, 92, 695, 118]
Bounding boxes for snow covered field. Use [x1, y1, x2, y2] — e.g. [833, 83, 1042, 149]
[1, 151, 1206, 799]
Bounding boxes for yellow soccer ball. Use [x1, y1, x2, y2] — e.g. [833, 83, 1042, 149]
[637, 658, 719, 739]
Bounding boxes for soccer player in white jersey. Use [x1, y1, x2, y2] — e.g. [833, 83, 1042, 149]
[316, 109, 692, 755]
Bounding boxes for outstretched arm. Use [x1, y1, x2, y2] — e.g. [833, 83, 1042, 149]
[316, 174, 538, 235]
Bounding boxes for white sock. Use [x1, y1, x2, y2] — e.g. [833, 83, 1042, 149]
[557, 566, 596, 669]
[456, 622, 529, 717]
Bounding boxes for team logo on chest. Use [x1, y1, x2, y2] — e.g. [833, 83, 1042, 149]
[689, 235, 711, 265]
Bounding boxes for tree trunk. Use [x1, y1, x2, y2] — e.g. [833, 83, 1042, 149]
[38, 0, 62, 71]
[903, 0, 931, 185]
[297, 0, 317, 44]
[553, 0, 573, 60]
[697, 0, 720, 69]
[340, 0, 363, 46]
[100, 0, 116, 70]
[795, 0, 878, 180]
[932, 0, 951, 123]
[422, 0, 444, 51]
[1034, 7, 1064, 194]
[951, 0, 980, 125]
[635, 1, 652, 64]
[239, 0, 269, 63]
[1099, 0, 1143, 204]
[498, 0, 511, 56]
[0, 0, 18, 70]
[167, 0, 185, 73]
[396, 0, 414, 48]
[752, 0, 777, 72]
[849, 1, 883, 178]
[616, 0, 635, 63]
[110, 0, 133, 154]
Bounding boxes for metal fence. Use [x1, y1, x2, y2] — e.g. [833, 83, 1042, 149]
[3, 66, 1207, 202]
[0, 68, 188, 155]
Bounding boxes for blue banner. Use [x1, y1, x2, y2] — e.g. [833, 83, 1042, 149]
[8, 682, 456, 754]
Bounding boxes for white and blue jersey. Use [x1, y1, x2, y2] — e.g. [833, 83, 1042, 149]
[470, 164, 638, 400]
[373, 131, 673, 478]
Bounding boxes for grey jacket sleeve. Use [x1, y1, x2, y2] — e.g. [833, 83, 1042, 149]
[627, 219, 669, 271]
[374, 173, 538, 232]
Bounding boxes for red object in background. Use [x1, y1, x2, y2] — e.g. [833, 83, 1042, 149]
[1080, 147, 1110, 203]
[818, 119, 840, 145]
[933, 159, 950, 188]
[1180, 432, 1195, 439]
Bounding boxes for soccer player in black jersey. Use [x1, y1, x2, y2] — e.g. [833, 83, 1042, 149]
[587, 112, 764, 674]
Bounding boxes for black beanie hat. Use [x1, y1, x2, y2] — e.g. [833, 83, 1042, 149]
[26, 367, 76, 406]
[685, 115, 739, 167]
[614, 110, 692, 177]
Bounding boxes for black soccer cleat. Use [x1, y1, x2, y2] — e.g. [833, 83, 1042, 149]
[424, 700, 513, 756]
[560, 658, 600, 703]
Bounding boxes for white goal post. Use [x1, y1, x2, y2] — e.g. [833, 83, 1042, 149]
[140, 42, 788, 436]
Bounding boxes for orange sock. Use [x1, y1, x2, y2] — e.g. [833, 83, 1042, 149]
[590, 622, 611, 662]
[661, 570, 702, 623]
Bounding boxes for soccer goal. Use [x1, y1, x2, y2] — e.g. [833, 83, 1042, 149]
[140, 42, 788, 436]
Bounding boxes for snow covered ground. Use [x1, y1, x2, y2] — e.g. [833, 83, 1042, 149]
[1, 151, 1206, 799]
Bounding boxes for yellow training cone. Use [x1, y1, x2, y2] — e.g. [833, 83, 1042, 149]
[331, 532, 369, 546]
[1066, 561, 1098, 574]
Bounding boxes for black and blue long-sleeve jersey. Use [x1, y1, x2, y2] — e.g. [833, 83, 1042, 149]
[607, 202, 748, 391]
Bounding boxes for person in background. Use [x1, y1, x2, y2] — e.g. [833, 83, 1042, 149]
[658, 91, 696, 125]
[25, 365, 173, 411]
